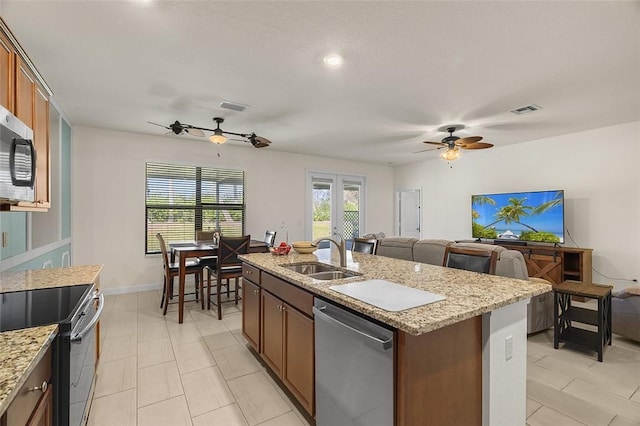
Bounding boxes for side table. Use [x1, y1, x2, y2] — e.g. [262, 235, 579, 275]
[553, 280, 612, 362]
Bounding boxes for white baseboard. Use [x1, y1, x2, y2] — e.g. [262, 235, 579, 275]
[101, 282, 162, 296]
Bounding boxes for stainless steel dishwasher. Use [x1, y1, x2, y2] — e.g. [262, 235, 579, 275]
[313, 298, 394, 426]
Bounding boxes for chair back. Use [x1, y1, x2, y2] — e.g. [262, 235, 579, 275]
[196, 230, 215, 241]
[351, 238, 378, 254]
[264, 230, 277, 247]
[443, 246, 498, 275]
[217, 235, 251, 271]
[156, 233, 170, 270]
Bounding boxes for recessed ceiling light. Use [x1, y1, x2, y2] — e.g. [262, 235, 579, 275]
[323, 54, 344, 68]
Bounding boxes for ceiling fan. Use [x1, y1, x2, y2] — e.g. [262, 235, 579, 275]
[415, 125, 493, 161]
[148, 117, 272, 148]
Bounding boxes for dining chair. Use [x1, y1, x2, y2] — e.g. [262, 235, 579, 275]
[196, 230, 215, 241]
[196, 229, 219, 268]
[442, 246, 498, 275]
[264, 230, 277, 247]
[157, 233, 204, 314]
[205, 235, 251, 319]
[351, 237, 378, 254]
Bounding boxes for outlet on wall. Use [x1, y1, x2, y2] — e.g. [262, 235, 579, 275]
[505, 335, 513, 361]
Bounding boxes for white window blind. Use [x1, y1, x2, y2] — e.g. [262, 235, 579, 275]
[145, 162, 245, 254]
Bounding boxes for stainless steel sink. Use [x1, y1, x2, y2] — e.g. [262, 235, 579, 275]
[306, 271, 361, 280]
[283, 262, 339, 274]
[282, 262, 361, 280]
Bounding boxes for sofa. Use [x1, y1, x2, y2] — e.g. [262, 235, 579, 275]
[612, 287, 640, 342]
[375, 237, 554, 334]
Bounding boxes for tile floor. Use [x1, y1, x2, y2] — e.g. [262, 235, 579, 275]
[89, 291, 640, 426]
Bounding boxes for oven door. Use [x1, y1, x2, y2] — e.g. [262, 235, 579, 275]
[68, 290, 104, 426]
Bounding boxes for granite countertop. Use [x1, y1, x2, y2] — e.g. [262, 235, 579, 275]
[239, 249, 552, 335]
[0, 325, 58, 416]
[0, 264, 103, 294]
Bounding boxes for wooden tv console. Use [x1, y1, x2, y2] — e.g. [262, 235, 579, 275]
[493, 243, 592, 285]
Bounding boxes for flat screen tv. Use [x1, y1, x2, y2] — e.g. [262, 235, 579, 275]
[471, 190, 564, 244]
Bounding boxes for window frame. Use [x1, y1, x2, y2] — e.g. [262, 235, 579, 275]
[145, 162, 246, 254]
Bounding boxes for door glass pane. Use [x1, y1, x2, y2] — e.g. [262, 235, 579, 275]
[342, 181, 361, 240]
[312, 179, 332, 241]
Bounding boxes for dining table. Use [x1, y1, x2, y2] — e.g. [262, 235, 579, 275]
[169, 239, 269, 323]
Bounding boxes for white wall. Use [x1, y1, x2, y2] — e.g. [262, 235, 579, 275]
[394, 121, 640, 291]
[72, 126, 394, 291]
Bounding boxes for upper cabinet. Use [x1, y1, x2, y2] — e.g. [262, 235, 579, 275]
[0, 18, 52, 211]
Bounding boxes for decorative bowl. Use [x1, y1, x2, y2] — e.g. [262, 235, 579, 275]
[270, 245, 291, 255]
[292, 243, 318, 254]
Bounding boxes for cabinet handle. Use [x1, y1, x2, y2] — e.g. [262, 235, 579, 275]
[30, 381, 48, 393]
[245, 270, 252, 274]
[253, 289, 259, 294]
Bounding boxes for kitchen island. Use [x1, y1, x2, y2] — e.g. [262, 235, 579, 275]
[239, 249, 551, 426]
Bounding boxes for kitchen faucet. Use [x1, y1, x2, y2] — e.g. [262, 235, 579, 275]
[312, 235, 347, 267]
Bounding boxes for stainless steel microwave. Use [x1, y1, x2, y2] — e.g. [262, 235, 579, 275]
[0, 105, 35, 203]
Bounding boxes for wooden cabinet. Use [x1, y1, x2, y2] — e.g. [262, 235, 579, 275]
[282, 302, 314, 413]
[26, 384, 53, 426]
[0, 28, 15, 111]
[2, 346, 53, 426]
[499, 244, 593, 284]
[0, 18, 52, 212]
[241, 264, 315, 417]
[261, 290, 284, 375]
[242, 278, 261, 352]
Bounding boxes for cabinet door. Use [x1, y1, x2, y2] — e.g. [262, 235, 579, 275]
[26, 385, 53, 426]
[525, 254, 562, 284]
[15, 55, 34, 128]
[283, 303, 315, 415]
[0, 29, 14, 110]
[33, 83, 50, 207]
[242, 279, 261, 351]
[260, 291, 283, 376]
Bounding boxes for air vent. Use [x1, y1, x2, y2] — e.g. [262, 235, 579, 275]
[220, 101, 248, 112]
[510, 104, 541, 115]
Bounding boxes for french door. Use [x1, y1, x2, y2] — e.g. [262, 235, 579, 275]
[306, 172, 366, 242]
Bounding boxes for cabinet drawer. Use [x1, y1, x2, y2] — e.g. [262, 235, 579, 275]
[262, 273, 313, 317]
[242, 264, 261, 284]
[6, 346, 52, 426]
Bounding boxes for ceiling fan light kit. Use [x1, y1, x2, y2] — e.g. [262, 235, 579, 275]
[440, 148, 461, 161]
[148, 116, 271, 149]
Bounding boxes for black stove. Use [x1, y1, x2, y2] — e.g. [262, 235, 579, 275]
[0, 283, 103, 426]
[0, 284, 92, 332]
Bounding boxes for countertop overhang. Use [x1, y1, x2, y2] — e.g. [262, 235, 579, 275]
[239, 250, 551, 335]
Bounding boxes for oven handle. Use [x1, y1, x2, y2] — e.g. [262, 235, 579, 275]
[71, 291, 104, 343]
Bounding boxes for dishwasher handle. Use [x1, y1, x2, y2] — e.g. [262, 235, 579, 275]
[313, 306, 393, 351]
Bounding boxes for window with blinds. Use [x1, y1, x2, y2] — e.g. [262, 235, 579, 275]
[145, 162, 245, 254]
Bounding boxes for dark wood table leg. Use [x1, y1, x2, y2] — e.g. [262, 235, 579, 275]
[179, 252, 186, 324]
[606, 292, 612, 346]
[597, 296, 603, 362]
[553, 290, 559, 349]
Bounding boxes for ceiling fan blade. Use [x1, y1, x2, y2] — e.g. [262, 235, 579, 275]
[462, 142, 494, 150]
[422, 141, 446, 146]
[251, 136, 271, 148]
[186, 128, 205, 137]
[148, 121, 170, 130]
[414, 146, 445, 154]
[456, 136, 483, 145]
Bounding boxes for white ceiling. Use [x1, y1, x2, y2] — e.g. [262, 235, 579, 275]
[2, 1, 639, 165]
